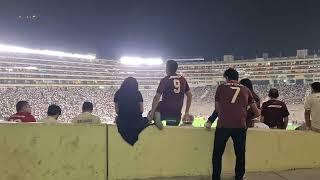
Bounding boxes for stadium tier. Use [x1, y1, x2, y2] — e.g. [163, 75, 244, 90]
[0, 52, 320, 86]
[0, 51, 315, 123]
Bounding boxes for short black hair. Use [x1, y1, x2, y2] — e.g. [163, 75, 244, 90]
[16, 101, 29, 112]
[47, 104, 62, 116]
[166, 60, 178, 74]
[240, 78, 253, 91]
[268, 88, 279, 99]
[82, 102, 93, 112]
[223, 68, 239, 81]
[311, 82, 320, 93]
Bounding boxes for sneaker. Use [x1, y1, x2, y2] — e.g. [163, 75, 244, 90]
[235, 174, 246, 180]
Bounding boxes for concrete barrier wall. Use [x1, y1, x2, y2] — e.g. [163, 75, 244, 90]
[1, 124, 320, 180]
[0, 124, 107, 180]
[108, 125, 320, 180]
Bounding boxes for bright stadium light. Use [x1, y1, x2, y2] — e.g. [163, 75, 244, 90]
[0, 44, 96, 59]
[120, 56, 163, 66]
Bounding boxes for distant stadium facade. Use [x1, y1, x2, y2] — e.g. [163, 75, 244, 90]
[0, 48, 318, 87]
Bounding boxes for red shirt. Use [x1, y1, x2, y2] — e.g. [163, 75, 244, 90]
[261, 99, 290, 129]
[156, 75, 190, 116]
[215, 81, 254, 128]
[7, 112, 36, 123]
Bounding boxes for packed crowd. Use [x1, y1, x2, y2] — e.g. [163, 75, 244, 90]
[0, 84, 310, 123]
[192, 84, 309, 104]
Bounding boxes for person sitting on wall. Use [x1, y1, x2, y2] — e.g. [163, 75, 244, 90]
[260, 88, 290, 129]
[114, 77, 159, 146]
[298, 82, 320, 132]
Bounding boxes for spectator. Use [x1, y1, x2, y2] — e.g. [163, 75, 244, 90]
[39, 104, 61, 124]
[261, 88, 290, 129]
[304, 82, 320, 132]
[71, 102, 101, 124]
[7, 101, 36, 122]
[114, 77, 151, 146]
[239, 78, 261, 128]
[148, 60, 192, 127]
[206, 68, 260, 180]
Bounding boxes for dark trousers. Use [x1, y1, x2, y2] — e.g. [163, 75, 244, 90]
[160, 113, 181, 126]
[212, 128, 247, 180]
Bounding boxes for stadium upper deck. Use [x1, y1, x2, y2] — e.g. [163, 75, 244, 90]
[1, 50, 320, 87]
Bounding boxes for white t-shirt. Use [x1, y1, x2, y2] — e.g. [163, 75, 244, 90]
[305, 93, 320, 129]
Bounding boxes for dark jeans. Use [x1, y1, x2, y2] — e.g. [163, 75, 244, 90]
[160, 113, 181, 126]
[212, 128, 247, 180]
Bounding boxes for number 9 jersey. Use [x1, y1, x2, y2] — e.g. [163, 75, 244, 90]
[156, 75, 190, 119]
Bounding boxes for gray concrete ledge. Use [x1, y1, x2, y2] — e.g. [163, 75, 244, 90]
[130, 168, 320, 180]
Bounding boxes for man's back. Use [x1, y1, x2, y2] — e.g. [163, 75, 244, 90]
[215, 81, 254, 128]
[7, 112, 36, 123]
[261, 99, 289, 128]
[157, 75, 190, 114]
[39, 116, 58, 124]
[71, 112, 101, 124]
[305, 93, 320, 129]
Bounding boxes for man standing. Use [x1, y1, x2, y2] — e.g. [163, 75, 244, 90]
[39, 104, 62, 124]
[205, 68, 260, 180]
[72, 102, 101, 124]
[304, 82, 320, 132]
[7, 101, 36, 122]
[260, 88, 290, 129]
[148, 60, 192, 126]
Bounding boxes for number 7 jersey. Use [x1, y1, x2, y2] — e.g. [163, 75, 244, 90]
[215, 81, 255, 128]
[156, 75, 190, 116]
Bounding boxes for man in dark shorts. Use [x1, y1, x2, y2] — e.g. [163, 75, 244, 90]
[148, 60, 192, 126]
[261, 88, 290, 129]
[206, 68, 260, 180]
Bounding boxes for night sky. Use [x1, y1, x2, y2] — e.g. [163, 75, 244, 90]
[0, 0, 319, 59]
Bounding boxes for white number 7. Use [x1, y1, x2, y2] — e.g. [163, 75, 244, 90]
[230, 87, 240, 103]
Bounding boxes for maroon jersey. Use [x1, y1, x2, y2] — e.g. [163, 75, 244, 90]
[7, 112, 36, 123]
[261, 99, 290, 129]
[215, 81, 254, 128]
[156, 75, 190, 117]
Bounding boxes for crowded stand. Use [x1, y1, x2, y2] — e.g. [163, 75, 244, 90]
[0, 46, 317, 125]
[0, 84, 310, 123]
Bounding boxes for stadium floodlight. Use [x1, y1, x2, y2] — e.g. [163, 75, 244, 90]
[0, 44, 96, 60]
[120, 56, 163, 66]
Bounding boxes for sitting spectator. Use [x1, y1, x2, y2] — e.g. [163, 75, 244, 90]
[114, 77, 151, 146]
[7, 101, 36, 122]
[39, 104, 61, 124]
[71, 102, 101, 124]
[240, 78, 261, 128]
[261, 89, 290, 129]
[304, 82, 320, 132]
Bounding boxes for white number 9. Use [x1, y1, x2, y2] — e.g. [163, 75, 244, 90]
[173, 79, 181, 93]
